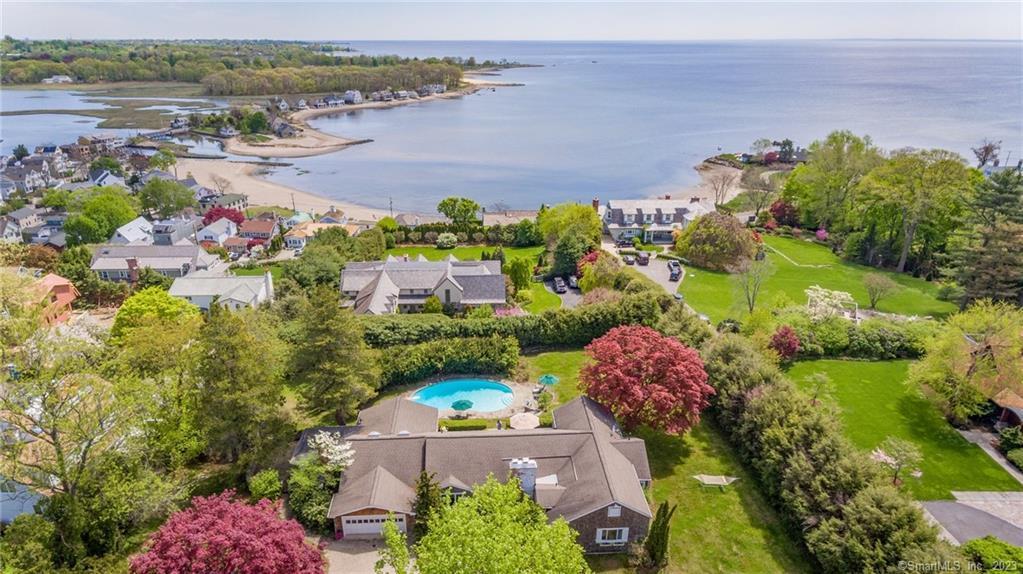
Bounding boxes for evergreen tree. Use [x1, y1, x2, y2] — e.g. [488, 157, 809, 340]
[412, 471, 444, 539]
[643, 501, 677, 569]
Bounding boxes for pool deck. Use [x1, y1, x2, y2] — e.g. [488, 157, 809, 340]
[402, 375, 537, 420]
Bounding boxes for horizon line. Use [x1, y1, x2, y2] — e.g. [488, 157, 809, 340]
[5, 37, 1021, 43]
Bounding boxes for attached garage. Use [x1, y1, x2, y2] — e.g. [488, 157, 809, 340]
[342, 513, 406, 536]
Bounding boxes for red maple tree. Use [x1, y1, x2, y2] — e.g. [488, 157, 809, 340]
[203, 206, 245, 226]
[130, 491, 324, 574]
[769, 325, 800, 361]
[580, 325, 713, 435]
[576, 251, 601, 276]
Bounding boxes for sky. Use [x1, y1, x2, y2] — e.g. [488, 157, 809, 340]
[1, 1, 1020, 42]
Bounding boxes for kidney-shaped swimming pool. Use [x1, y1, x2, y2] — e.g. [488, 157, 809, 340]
[410, 378, 514, 413]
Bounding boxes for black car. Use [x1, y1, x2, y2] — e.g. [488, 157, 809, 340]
[669, 267, 682, 281]
[553, 278, 568, 293]
[616, 239, 633, 248]
[636, 252, 650, 266]
[567, 275, 579, 289]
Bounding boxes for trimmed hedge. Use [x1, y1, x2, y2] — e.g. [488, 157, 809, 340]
[775, 312, 936, 360]
[701, 334, 944, 573]
[440, 420, 490, 431]
[362, 294, 662, 349]
[962, 536, 1023, 572]
[380, 335, 520, 386]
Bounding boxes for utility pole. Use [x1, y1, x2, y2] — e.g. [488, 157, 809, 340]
[291, 192, 296, 212]
[389, 196, 393, 218]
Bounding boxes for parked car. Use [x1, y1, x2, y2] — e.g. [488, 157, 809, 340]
[623, 254, 636, 265]
[667, 259, 682, 281]
[567, 275, 579, 289]
[616, 239, 633, 248]
[553, 277, 568, 293]
[636, 252, 650, 266]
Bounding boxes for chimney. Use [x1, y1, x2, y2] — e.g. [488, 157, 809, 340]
[126, 257, 139, 283]
[264, 271, 274, 302]
[690, 197, 700, 204]
[509, 457, 538, 498]
[591, 197, 600, 212]
[664, 194, 671, 200]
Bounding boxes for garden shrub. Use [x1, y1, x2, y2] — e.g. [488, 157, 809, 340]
[962, 536, 1023, 573]
[379, 335, 519, 386]
[248, 468, 282, 502]
[1000, 427, 1023, 453]
[361, 294, 661, 348]
[1007, 449, 1023, 470]
[436, 232, 457, 249]
[286, 457, 338, 535]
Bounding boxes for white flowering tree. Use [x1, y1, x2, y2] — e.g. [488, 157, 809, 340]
[308, 430, 355, 472]
[805, 285, 857, 322]
[870, 436, 922, 485]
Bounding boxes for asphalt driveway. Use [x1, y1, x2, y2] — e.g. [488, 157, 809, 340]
[546, 280, 582, 308]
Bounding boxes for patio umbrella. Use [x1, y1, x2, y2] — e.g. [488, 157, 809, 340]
[509, 412, 541, 429]
[451, 399, 474, 412]
[538, 374, 559, 386]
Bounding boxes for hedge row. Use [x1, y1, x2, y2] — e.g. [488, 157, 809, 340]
[702, 335, 944, 573]
[379, 335, 520, 386]
[778, 313, 936, 359]
[361, 294, 662, 349]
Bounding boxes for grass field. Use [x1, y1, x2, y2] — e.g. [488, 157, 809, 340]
[678, 235, 957, 324]
[385, 244, 544, 262]
[789, 360, 1020, 500]
[232, 263, 283, 281]
[523, 281, 561, 314]
[523, 351, 813, 573]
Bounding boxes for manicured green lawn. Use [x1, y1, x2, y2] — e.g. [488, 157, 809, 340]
[523, 351, 812, 573]
[385, 244, 544, 262]
[678, 235, 956, 324]
[524, 281, 561, 314]
[789, 359, 1021, 500]
[232, 263, 283, 281]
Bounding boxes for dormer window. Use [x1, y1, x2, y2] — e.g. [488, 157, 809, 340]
[608, 504, 621, 518]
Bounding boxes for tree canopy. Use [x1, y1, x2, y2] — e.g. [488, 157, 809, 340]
[138, 178, 197, 219]
[675, 212, 757, 271]
[436, 196, 481, 224]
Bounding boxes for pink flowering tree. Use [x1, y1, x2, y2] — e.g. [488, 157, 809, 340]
[580, 325, 714, 435]
[815, 228, 829, 242]
[576, 250, 601, 276]
[131, 491, 324, 574]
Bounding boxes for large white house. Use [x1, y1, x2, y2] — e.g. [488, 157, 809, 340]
[599, 197, 712, 244]
[169, 272, 274, 311]
[196, 217, 238, 246]
[109, 216, 154, 245]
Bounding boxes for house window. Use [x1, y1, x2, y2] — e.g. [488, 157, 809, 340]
[444, 289, 451, 303]
[625, 214, 634, 223]
[644, 214, 653, 223]
[596, 527, 629, 545]
[607, 504, 621, 518]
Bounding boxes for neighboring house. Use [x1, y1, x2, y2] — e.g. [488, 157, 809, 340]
[218, 126, 239, 138]
[171, 117, 190, 129]
[196, 217, 238, 246]
[394, 213, 449, 228]
[7, 207, 43, 231]
[89, 168, 126, 188]
[238, 219, 279, 241]
[152, 215, 202, 245]
[982, 160, 1023, 178]
[77, 134, 125, 152]
[0, 218, 21, 243]
[284, 211, 313, 228]
[312, 396, 651, 551]
[223, 236, 250, 255]
[344, 90, 363, 104]
[993, 389, 1023, 429]
[482, 209, 539, 227]
[271, 118, 299, 138]
[340, 255, 507, 314]
[140, 170, 176, 186]
[178, 176, 217, 202]
[41, 74, 75, 84]
[318, 207, 347, 225]
[199, 193, 248, 214]
[283, 221, 344, 249]
[90, 244, 222, 282]
[600, 197, 712, 243]
[109, 216, 154, 245]
[169, 272, 274, 311]
[296, 99, 308, 110]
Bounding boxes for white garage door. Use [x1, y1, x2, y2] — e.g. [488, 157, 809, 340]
[342, 514, 405, 536]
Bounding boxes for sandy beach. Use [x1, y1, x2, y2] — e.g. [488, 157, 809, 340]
[176, 157, 388, 221]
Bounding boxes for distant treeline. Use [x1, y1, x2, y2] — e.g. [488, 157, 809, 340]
[201, 62, 463, 96]
[0, 38, 501, 92]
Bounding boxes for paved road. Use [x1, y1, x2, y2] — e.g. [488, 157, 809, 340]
[629, 257, 682, 294]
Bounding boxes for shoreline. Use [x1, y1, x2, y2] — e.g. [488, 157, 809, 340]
[176, 157, 389, 221]
[222, 79, 514, 159]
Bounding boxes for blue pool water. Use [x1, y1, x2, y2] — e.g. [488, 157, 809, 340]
[410, 378, 514, 412]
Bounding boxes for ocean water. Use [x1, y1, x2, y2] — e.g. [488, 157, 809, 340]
[2, 41, 1020, 213]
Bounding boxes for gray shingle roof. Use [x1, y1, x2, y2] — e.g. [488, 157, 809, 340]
[326, 397, 652, 524]
[328, 465, 417, 517]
